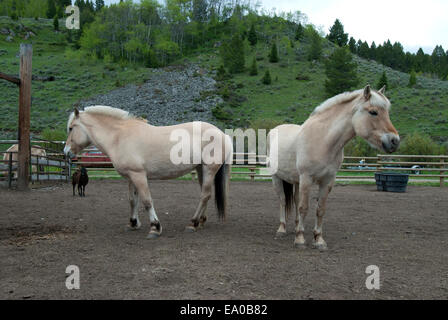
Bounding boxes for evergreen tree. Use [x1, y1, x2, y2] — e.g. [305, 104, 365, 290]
[324, 46, 359, 96]
[307, 29, 322, 61]
[248, 24, 257, 46]
[358, 41, 370, 59]
[294, 23, 304, 41]
[269, 42, 279, 63]
[46, 0, 57, 18]
[262, 69, 271, 85]
[220, 34, 245, 74]
[249, 57, 258, 76]
[53, 15, 59, 30]
[327, 19, 348, 47]
[370, 42, 377, 60]
[348, 37, 357, 53]
[95, 0, 105, 11]
[408, 70, 417, 87]
[377, 71, 388, 90]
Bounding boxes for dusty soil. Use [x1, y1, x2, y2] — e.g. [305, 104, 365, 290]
[0, 180, 447, 300]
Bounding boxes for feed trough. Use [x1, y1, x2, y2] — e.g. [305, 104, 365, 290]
[375, 172, 409, 193]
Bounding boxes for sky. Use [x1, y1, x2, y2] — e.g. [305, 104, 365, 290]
[103, 0, 448, 54]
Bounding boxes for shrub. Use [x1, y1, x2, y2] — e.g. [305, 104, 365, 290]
[262, 70, 272, 85]
[399, 132, 445, 156]
[269, 43, 279, 63]
[249, 57, 258, 76]
[344, 137, 377, 157]
[408, 70, 417, 87]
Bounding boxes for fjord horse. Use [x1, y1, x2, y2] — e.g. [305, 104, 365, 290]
[64, 106, 232, 239]
[267, 85, 400, 250]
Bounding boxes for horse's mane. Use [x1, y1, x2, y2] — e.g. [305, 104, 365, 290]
[311, 89, 390, 117]
[67, 106, 136, 132]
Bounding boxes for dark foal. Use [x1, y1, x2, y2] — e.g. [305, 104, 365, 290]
[72, 167, 89, 197]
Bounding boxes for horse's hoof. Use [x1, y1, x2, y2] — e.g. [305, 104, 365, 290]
[147, 232, 160, 239]
[275, 231, 287, 238]
[312, 242, 328, 251]
[294, 242, 307, 249]
[185, 226, 197, 233]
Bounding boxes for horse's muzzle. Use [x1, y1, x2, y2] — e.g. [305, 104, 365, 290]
[64, 145, 76, 159]
[382, 134, 400, 153]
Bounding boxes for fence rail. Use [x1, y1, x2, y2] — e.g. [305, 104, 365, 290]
[64, 150, 447, 187]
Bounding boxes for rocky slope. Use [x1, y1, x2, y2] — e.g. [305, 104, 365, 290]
[79, 64, 222, 126]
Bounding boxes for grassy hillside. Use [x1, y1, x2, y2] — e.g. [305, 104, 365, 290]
[189, 40, 448, 142]
[0, 17, 150, 139]
[0, 16, 447, 144]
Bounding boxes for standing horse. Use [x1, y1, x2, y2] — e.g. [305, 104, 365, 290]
[64, 106, 232, 239]
[72, 167, 89, 197]
[267, 85, 400, 250]
[2, 144, 47, 178]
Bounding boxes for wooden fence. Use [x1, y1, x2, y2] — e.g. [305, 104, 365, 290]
[0, 140, 70, 187]
[66, 147, 447, 187]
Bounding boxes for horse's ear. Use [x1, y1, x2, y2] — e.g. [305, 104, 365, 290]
[378, 85, 386, 94]
[363, 85, 371, 100]
[74, 108, 80, 117]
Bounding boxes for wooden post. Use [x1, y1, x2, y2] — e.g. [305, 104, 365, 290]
[8, 152, 13, 188]
[17, 44, 32, 191]
[441, 158, 445, 188]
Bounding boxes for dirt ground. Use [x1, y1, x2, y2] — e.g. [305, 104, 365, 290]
[0, 180, 447, 300]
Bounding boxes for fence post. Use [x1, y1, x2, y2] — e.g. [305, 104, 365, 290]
[17, 44, 32, 191]
[8, 152, 12, 188]
[441, 158, 445, 188]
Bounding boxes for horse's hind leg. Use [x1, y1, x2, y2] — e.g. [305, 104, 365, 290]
[128, 181, 141, 230]
[186, 164, 218, 232]
[129, 172, 161, 239]
[195, 165, 208, 228]
[272, 175, 287, 237]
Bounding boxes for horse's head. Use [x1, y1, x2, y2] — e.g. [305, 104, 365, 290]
[64, 108, 91, 158]
[352, 85, 400, 153]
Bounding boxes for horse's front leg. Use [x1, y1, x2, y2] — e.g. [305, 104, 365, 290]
[128, 181, 141, 230]
[294, 175, 311, 248]
[311, 179, 334, 251]
[129, 172, 161, 239]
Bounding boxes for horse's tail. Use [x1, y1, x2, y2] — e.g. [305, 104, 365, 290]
[214, 160, 230, 221]
[215, 134, 232, 221]
[283, 180, 294, 218]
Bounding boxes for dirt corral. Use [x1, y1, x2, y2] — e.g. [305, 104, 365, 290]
[0, 180, 447, 299]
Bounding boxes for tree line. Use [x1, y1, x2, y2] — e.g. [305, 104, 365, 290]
[327, 19, 448, 80]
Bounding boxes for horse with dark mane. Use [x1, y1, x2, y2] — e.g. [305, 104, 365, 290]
[72, 167, 88, 197]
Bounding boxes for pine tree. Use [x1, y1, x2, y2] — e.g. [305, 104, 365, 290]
[308, 29, 322, 61]
[348, 37, 357, 53]
[220, 34, 245, 74]
[53, 16, 59, 31]
[95, 0, 105, 11]
[327, 19, 348, 47]
[269, 42, 279, 63]
[294, 23, 304, 41]
[47, 0, 57, 18]
[249, 57, 258, 76]
[408, 70, 417, 87]
[248, 24, 257, 46]
[377, 71, 388, 90]
[262, 69, 271, 85]
[324, 46, 359, 96]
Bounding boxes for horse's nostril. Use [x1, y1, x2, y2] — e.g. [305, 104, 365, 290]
[391, 137, 398, 146]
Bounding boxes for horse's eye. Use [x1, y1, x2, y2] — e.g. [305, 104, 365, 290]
[69, 128, 73, 131]
[369, 110, 378, 116]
